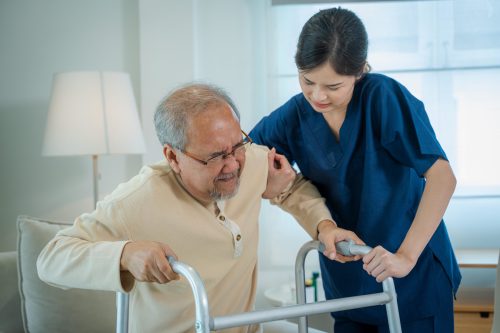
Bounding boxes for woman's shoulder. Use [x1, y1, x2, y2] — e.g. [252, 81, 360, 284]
[365, 73, 420, 95]
[359, 73, 403, 91]
[264, 93, 310, 126]
[357, 73, 421, 105]
[278, 92, 308, 112]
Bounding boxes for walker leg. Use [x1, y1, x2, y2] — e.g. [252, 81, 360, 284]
[295, 241, 321, 333]
[116, 292, 129, 333]
[382, 278, 402, 333]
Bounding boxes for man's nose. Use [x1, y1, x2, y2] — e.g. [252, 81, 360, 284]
[221, 154, 240, 172]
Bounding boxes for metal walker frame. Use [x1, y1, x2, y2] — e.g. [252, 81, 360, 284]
[116, 240, 402, 333]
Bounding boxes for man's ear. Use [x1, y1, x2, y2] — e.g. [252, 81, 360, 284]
[164, 144, 181, 173]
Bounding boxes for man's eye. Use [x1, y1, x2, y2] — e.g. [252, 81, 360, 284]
[206, 153, 224, 163]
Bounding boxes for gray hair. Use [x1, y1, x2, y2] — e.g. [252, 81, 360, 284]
[154, 82, 240, 150]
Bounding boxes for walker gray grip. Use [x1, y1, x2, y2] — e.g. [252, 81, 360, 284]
[318, 240, 373, 256]
[336, 240, 354, 256]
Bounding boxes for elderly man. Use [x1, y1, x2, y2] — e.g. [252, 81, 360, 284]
[37, 83, 354, 333]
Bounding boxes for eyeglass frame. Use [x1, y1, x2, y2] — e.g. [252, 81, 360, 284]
[179, 130, 253, 166]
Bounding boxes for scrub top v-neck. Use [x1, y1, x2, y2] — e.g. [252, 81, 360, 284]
[250, 73, 461, 324]
[307, 100, 357, 166]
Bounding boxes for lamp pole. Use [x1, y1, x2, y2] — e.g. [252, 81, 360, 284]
[92, 155, 99, 208]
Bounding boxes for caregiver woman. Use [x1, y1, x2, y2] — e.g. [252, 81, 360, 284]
[250, 7, 461, 333]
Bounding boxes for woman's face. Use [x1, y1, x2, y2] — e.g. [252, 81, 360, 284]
[299, 62, 357, 114]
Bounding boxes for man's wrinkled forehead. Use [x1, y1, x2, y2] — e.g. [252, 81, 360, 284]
[185, 102, 240, 145]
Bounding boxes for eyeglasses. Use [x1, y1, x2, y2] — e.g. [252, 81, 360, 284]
[181, 130, 253, 166]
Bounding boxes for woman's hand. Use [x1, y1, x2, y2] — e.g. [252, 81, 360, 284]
[362, 246, 416, 282]
[317, 220, 365, 263]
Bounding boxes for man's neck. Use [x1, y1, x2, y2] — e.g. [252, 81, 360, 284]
[173, 172, 213, 207]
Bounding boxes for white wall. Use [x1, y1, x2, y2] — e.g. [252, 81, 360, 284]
[139, 0, 269, 164]
[139, 0, 196, 164]
[0, 0, 143, 251]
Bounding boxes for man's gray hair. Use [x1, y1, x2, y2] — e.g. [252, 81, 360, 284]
[154, 82, 240, 150]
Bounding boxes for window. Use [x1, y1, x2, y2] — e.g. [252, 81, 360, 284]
[268, 0, 500, 196]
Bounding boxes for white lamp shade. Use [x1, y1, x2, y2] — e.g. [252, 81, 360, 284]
[43, 71, 146, 156]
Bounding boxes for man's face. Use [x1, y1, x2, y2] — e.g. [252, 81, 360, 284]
[167, 103, 246, 205]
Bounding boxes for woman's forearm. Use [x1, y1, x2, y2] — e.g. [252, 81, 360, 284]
[397, 158, 457, 263]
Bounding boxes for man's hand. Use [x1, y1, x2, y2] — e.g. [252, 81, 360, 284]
[262, 148, 296, 199]
[120, 241, 180, 283]
[317, 220, 365, 263]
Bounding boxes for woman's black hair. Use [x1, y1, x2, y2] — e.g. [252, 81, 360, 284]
[295, 7, 369, 77]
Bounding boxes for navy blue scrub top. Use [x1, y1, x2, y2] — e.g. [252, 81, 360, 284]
[250, 73, 461, 324]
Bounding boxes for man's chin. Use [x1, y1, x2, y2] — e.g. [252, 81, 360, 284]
[211, 180, 240, 201]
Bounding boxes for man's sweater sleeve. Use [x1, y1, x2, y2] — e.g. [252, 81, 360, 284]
[37, 201, 134, 293]
[271, 174, 333, 239]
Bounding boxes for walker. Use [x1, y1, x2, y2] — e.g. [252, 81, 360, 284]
[115, 240, 402, 333]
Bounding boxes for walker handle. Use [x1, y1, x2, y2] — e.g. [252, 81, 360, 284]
[319, 239, 373, 256]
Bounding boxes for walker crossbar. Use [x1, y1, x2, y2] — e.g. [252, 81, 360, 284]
[115, 240, 402, 333]
[211, 293, 390, 330]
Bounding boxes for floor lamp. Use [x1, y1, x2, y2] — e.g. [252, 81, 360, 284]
[42, 71, 146, 208]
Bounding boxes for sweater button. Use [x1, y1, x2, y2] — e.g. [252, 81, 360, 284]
[219, 215, 225, 221]
[236, 234, 241, 241]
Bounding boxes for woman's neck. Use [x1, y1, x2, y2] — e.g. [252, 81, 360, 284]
[322, 107, 347, 141]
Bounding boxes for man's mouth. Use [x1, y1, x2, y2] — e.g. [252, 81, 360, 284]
[215, 171, 239, 182]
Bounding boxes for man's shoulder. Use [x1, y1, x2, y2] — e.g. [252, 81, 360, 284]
[242, 144, 269, 180]
[101, 160, 176, 204]
[247, 142, 269, 154]
[245, 143, 269, 166]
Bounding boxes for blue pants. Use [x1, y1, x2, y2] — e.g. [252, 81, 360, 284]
[334, 312, 454, 333]
[333, 275, 454, 333]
